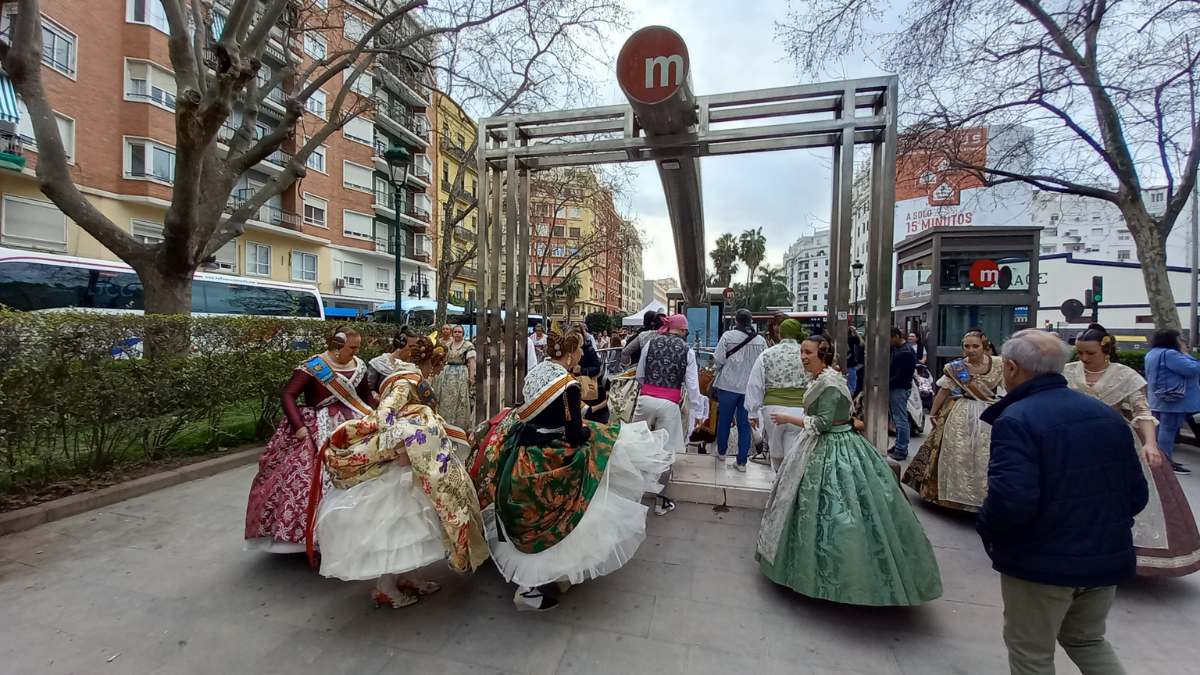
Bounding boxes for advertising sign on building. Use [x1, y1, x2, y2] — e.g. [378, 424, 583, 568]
[893, 126, 1035, 245]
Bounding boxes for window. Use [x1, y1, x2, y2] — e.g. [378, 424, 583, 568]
[8, 14, 78, 78]
[342, 261, 364, 288]
[342, 161, 373, 193]
[1, 194, 68, 251]
[304, 32, 327, 60]
[246, 242, 271, 276]
[1049, 214, 1059, 221]
[552, 245, 565, 257]
[306, 143, 326, 173]
[292, 251, 318, 282]
[342, 116, 373, 146]
[306, 89, 327, 118]
[16, 100, 75, 163]
[1091, 227, 1104, 235]
[131, 219, 164, 244]
[376, 267, 390, 292]
[568, 207, 581, 220]
[127, 0, 169, 33]
[212, 240, 237, 273]
[344, 12, 368, 42]
[536, 224, 549, 236]
[443, 162, 450, 182]
[125, 59, 176, 110]
[568, 227, 581, 238]
[313, 0, 328, 9]
[1151, 191, 1165, 203]
[347, 70, 373, 97]
[552, 225, 565, 237]
[1041, 245, 1056, 254]
[1118, 229, 1131, 241]
[536, 243, 547, 256]
[1044, 227, 1057, 236]
[1117, 250, 1131, 261]
[568, 247, 579, 255]
[303, 194, 327, 227]
[343, 210, 374, 240]
[126, 138, 175, 184]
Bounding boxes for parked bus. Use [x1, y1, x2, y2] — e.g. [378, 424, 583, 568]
[737, 311, 860, 337]
[0, 247, 325, 318]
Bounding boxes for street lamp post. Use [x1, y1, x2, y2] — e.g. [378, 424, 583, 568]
[851, 258, 864, 326]
[384, 146, 412, 324]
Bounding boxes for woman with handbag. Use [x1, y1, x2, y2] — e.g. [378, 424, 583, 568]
[1145, 328, 1200, 475]
[756, 334, 942, 606]
[571, 327, 609, 423]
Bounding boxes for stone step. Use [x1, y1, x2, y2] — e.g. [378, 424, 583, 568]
[667, 451, 773, 509]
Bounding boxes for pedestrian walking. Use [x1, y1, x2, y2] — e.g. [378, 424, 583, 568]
[526, 323, 547, 371]
[978, 329, 1147, 675]
[1144, 328, 1200, 475]
[887, 327, 917, 461]
[712, 309, 768, 470]
[633, 313, 707, 515]
[907, 331, 927, 365]
[621, 310, 665, 366]
[1065, 324, 1200, 577]
[903, 328, 1004, 511]
[745, 318, 810, 470]
[846, 326, 862, 393]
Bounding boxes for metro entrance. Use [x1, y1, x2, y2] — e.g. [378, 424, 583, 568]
[472, 26, 901, 452]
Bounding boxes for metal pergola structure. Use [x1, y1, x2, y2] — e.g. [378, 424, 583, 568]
[474, 75, 900, 453]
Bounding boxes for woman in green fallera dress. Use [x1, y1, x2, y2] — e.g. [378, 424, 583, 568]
[756, 335, 943, 606]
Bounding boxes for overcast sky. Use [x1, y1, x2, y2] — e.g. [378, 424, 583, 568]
[588, 0, 887, 282]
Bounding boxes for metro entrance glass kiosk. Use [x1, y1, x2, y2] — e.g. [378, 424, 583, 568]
[893, 226, 1041, 371]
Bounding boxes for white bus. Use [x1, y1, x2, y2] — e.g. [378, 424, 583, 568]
[0, 247, 325, 318]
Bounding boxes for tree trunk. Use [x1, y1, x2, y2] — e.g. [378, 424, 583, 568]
[137, 263, 195, 359]
[1122, 203, 1181, 329]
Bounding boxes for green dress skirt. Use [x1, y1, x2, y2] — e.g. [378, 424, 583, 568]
[756, 386, 943, 606]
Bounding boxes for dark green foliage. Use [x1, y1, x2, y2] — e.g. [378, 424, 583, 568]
[584, 311, 614, 335]
[0, 311, 407, 493]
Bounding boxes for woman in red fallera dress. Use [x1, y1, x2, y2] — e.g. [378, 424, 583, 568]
[245, 326, 375, 553]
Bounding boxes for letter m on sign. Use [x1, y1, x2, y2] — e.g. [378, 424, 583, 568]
[645, 55, 684, 88]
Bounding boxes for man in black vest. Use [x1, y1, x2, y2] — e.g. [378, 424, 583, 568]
[633, 313, 707, 515]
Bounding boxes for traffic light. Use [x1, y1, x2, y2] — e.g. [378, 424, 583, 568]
[1091, 276, 1104, 304]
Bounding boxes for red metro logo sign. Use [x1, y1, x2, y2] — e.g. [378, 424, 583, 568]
[969, 259, 1001, 288]
[616, 26, 690, 104]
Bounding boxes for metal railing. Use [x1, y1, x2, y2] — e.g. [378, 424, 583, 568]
[373, 188, 394, 210]
[226, 189, 301, 229]
[0, 131, 24, 157]
[126, 83, 177, 110]
[373, 97, 430, 140]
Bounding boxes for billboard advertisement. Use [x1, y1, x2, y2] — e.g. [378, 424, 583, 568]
[894, 126, 1035, 245]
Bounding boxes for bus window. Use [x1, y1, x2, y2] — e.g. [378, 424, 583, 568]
[0, 261, 144, 311]
[195, 280, 321, 317]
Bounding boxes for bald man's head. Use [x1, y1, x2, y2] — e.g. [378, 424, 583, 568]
[1000, 329, 1071, 390]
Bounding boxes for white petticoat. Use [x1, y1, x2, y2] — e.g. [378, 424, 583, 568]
[314, 463, 445, 581]
[484, 421, 672, 588]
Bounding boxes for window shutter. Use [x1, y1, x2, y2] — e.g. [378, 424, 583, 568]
[2, 196, 68, 251]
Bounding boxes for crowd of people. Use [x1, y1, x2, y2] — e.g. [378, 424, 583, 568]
[240, 315, 1199, 673]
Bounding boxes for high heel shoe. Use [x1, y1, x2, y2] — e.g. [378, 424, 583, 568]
[372, 588, 418, 609]
[513, 588, 558, 611]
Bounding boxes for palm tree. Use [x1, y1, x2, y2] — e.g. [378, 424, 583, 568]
[710, 233, 741, 286]
[739, 228, 767, 285]
[559, 274, 583, 320]
[751, 265, 792, 310]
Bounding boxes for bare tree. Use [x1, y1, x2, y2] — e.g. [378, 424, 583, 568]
[425, 0, 628, 326]
[525, 167, 640, 321]
[0, 0, 524, 321]
[780, 0, 1200, 329]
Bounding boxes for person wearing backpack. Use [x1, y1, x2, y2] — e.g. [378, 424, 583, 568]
[1145, 328, 1200, 475]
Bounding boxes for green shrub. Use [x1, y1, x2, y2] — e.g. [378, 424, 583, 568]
[0, 311, 404, 493]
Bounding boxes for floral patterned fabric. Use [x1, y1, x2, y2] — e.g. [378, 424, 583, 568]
[321, 368, 488, 572]
[903, 356, 1003, 511]
[435, 340, 475, 431]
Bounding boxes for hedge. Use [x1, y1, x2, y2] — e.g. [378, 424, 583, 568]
[0, 311, 422, 492]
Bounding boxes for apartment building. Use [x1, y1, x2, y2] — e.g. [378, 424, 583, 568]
[620, 220, 643, 314]
[783, 229, 831, 313]
[0, 0, 436, 314]
[1033, 187, 1192, 265]
[430, 91, 478, 306]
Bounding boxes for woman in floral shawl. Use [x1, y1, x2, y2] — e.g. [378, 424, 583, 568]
[1066, 324, 1200, 577]
[313, 337, 488, 609]
[902, 329, 1004, 511]
[473, 332, 673, 611]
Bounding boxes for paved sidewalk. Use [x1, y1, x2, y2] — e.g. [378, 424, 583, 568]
[2, 457, 1199, 675]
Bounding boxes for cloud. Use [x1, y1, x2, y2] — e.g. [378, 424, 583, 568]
[606, 1, 885, 280]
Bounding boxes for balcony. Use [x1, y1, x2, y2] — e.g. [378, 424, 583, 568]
[375, 54, 432, 107]
[454, 225, 476, 242]
[373, 188, 396, 216]
[372, 139, 430, 188]
[225, 189, 302, 231]
[216, 124, 292, 169]
[373, 97, 430, 148]
[440, 135, 473, 162]
[0, 131, 26, 171]
[442, 179, 476, 204]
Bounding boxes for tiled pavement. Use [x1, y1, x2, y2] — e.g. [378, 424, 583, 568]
[2, 443, 1199, 675]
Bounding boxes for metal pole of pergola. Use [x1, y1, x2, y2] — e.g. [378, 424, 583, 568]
[473, 73, 900, 454]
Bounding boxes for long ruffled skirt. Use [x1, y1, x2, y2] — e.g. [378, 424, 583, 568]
[244, 407, 333, 553]
[758, 428, 943, 606]
[902, 397, 992, 511]
[485, 421, 673, 588]
[314, 463, 446, 581]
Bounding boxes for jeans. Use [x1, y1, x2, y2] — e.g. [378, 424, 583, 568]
[1000, 575, 1126, 675]
[1154, 411, 1187, 462]
[846, 366, 858, 394]
[888, 387, 911, 456]
[716, 388, 751, 464]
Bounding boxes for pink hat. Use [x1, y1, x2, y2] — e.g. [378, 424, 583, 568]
[659, 313, 689, 334]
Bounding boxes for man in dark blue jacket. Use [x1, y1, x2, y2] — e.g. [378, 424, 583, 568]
[979, 330, 1147, 675]
[887, 327, 917, 461]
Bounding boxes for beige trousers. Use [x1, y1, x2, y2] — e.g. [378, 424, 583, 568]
[1000, 574, 1127, 675]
